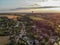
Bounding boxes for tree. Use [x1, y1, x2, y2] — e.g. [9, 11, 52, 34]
[0, 16, 9, 36]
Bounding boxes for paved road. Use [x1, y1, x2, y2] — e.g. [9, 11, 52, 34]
[0, 36, 9, 45]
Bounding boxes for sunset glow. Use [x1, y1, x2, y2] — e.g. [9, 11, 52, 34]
[7, 15, 17, 19]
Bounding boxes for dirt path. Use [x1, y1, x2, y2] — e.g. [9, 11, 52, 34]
[0, 36, 9, 45]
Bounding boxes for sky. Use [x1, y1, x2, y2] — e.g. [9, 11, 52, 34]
[0, 0, 28, 10]
[0, 0, 60, 12]
[0, 0, 43, 10]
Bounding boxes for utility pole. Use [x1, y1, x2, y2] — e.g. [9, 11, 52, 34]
[32, 11, 34, 14]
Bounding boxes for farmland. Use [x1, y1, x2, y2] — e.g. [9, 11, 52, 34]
[0, 36, 9, 45]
